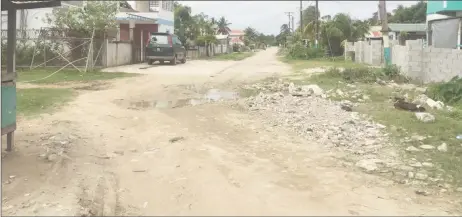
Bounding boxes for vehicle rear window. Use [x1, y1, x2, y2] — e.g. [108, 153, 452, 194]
[150, 35, 169, 45]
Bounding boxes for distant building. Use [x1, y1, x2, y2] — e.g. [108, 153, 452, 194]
[228, 29, 245, 46]
[366, 23, 426, 44]
[426, 1, 462, 48]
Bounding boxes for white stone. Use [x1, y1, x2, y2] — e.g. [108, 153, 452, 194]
[422, 162, 434, 167]
[437, 143, 448, 152]
[406, 146, 421, 152]
[415, 112, 435, 123]
[415, 173, 428, 180]
[355, 159, 381, 172]
[419, 145, 435, 150]
[426, 98, 444, 110]
[301, 84, 324, 96]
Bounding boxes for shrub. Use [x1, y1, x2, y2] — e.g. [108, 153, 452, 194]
[382, 64, 400, 77]
[232, 44, 240, 52]
[286, 42, 324, 60]
[427, 76, 462, 105]
[342, 67, 378, 83]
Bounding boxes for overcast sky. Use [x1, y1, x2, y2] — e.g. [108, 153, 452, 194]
[182, 1, 420, 35]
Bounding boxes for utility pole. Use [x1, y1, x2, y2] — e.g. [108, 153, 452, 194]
[300, 0, 303, 33]
[285, 12, 293, 32]
[291, 16, 295, 33]
[379, 0, 390, 65]
[315, 0, 319, 48]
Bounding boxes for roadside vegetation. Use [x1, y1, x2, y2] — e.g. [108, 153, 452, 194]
[17, 88, 76, 116]
[17, 68, 137, 116]
[269, 0, 462, 188]
[18, 68, 137, 84]
[206, 52, 255, 61]
[283, 61, 462, 187]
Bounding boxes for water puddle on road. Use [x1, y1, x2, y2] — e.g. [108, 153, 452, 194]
[116, 89, 239, 110]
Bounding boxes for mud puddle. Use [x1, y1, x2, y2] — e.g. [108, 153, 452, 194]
[114, 89, 239, 110]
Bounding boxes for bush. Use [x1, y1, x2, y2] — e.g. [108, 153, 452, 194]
[382, 64, 400, 77]
[232, 44, 240, 52]
[1, 40, 63, 67]
[286, 42, 324, 60]
[427, 76, 462, 105]
[342, 67, 379, 83]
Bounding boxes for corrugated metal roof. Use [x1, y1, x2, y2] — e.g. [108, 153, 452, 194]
[388, 23, 426, 32]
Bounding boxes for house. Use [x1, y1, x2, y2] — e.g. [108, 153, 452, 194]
[366, 23, 426, 44]
[228, 29, 245, 46]
[1, 1, 82, 32]
[426, 1, 462, 48]
[115, 1, 174, 62]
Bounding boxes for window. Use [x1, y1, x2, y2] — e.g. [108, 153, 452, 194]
[162, 1, 167, 10]
[149, 0, 159, 8]
[150, 34, 169, 45]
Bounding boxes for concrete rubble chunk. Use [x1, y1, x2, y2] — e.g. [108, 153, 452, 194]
[415, 112, 435, 123]
[437, 143, 448, 152]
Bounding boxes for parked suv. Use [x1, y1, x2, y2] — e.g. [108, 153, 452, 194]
[145, 32, 186, 65]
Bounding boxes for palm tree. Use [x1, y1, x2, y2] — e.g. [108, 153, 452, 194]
[217, 16, 231, 35]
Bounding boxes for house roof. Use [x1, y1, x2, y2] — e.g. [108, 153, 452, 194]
[2, 0, 61, 10]
[229, 29, 244, 35]
[388, 23, 426, 32]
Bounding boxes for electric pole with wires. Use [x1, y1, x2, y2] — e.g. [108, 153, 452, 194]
[285, 12, 293, 32]
[315, 0, 319, 48]
[300, 0, 303, 32]
[379, 0, 390, 65]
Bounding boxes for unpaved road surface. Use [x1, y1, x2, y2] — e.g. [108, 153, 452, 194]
[2, 48, 459, 215]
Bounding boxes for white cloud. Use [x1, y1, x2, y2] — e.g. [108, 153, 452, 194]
[182, 1, 421, 35]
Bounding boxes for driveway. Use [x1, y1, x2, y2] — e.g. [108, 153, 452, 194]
[1, 48, 457, 215]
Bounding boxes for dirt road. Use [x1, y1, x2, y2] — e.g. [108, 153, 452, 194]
[2, 48, 458, 215]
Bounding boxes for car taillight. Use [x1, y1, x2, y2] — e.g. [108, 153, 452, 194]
[168, 36, 173, 47]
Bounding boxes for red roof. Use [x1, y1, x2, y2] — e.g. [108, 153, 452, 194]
[229, 29, 244, 35]
[372, 31, 382, 37]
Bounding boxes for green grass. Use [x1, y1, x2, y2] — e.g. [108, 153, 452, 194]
[17, 68, 138, 84]
[207, 52, 255, 61]
[17, 88, 76, 116]
[281, 57, 365, 71]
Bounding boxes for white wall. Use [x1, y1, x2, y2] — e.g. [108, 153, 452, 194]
[105, 41, 132, 67]
[158, 24, 173, 33]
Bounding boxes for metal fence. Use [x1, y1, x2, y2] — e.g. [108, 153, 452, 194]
[1, 28, 106, 71]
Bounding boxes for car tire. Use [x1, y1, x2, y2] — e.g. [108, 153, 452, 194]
[170, 56, 177, 65]
[147, 60, 153, 65]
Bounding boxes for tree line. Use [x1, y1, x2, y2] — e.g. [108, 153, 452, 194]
[174, 1, 276, 49]
[278, 1, 427, 56]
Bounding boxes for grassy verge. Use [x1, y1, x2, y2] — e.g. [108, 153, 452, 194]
[18, 68, 138, 84]
[283, 61, 462, 187]
[206, 52, 255, 61]
[18, 88, 76, 116]
[281, 57, 366, 71]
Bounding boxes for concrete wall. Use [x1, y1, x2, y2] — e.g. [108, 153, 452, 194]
[104, 41, 132, 67]
[346, 39, 462, 83]
[352, 40, 383, 65]
[186, 45, 230, 59]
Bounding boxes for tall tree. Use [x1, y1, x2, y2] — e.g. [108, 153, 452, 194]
[217, 16, 231, 35]
[389, 1, 427, 23]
